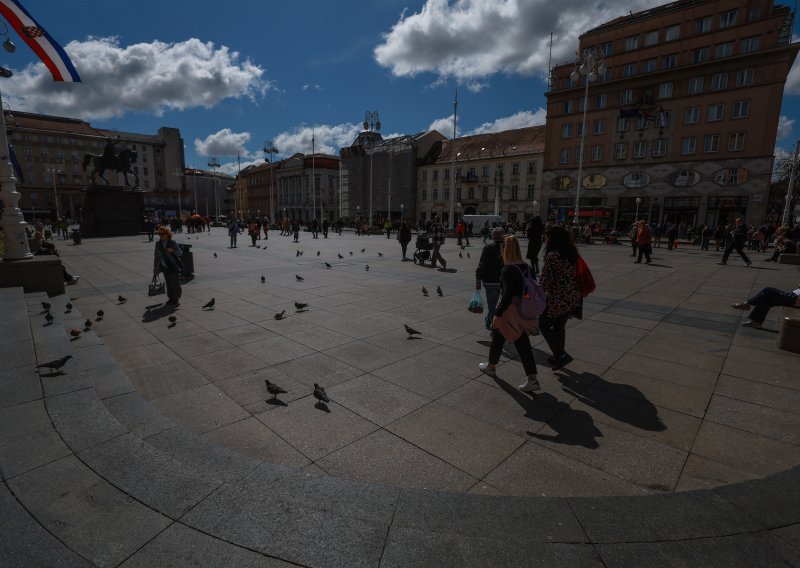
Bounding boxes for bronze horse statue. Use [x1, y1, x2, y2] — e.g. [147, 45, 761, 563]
[82, 148, 139, 187]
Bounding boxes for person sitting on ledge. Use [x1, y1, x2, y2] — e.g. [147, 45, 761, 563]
[731, 285, 800, 328]
[765, 235, 797, 262]
[30, 231, 80, 285]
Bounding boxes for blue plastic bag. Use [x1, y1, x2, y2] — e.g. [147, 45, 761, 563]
[468, 290, 484, 313]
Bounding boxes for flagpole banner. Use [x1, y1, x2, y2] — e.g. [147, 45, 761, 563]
[0, 0, 81, 82]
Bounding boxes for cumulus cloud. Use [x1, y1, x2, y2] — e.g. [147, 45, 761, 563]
[374, 0, 663, 84]
[195, 129, 253, 158]
[777, 115, 795, 141]
[468, 109, 547, 134]
[3, 37, 269, 120]
[274, 122, 363, 156]
[428, 115, 460, 137]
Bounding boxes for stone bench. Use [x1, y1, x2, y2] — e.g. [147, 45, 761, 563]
[778, 305, 800, 354]
[778, 253, 800, 265]
[0, 256, 64, 296]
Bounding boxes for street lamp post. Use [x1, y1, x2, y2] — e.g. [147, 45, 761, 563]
[783, 139, 800, 227]
[208, 158, 220, 218]
[400, 203, 404, 222]
[635, 197, 642, 221]
[493, 170, 503, 217]
[47, 165, 62, 220]
[363, 111, 380, 229]
[570, 48, 606, 226]
[263, 139, 278, 223]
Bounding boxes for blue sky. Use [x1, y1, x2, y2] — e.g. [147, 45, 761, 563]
[2, 0, 799, 173]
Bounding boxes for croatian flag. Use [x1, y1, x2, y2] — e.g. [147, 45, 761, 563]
[0, 0, 81, 82]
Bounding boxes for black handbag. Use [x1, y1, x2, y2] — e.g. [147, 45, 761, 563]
[148, 275, 166, 297]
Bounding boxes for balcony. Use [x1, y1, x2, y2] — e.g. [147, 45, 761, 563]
[456, 174, 479, 183]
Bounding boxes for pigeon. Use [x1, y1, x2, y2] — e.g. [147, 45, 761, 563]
[378, 252, 383, 257]
[213, 253, 218, 258]
[96, 309, 104, 320]
[437, 285, 443, 297]
[69, 328, 81, 338]
[118, 295, 127, 304]
[295, 302, 308, 311]
[45, 312, 54, 324]
[65, 302, 73, 313]
[274, 309, 286, 320]
[36, 355, 72, 373]
[317, 251, 321, 256]
[296, 275, 304, 281]
[325, 262, 332, 269]
[202, 298, 215, 310]
[313, 383, 330, 404]
[41, 301, 51, 311]
[422, 286, 429, 297]
[459, 252, 463, 259]
[261, 276, 266, 284]
[366, 265, 369, 271]
[349, 251, 353, 255]
[296, 250, 300, 257]
[361, 248, 365, 253]
[338, 254, 344, 259]
[299, 250, 303, 256]
[404, 324, 422, 337]
[256, 245, 261, 249]
[168, 315, 177, 324]
[265, 379, 287, 399]
[84, 318, 92, 330]
[467, 252, 471, 258]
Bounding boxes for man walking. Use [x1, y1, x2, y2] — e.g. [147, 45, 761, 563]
[634, 220, 653, 264]
[430, 215, 447, 270]
[718, 218, 752, 266]
[476, 227, 505, 331]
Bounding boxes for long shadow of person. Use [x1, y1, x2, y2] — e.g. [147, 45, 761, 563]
[141, 303, 176, 323]
[556, 369, 666, 432]
[492, 376, 602, 449]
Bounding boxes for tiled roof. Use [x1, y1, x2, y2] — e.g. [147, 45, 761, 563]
[5, 110, 105, 137]
[434, 125, 545, 164]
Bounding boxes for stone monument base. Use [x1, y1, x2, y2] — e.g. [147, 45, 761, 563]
[0, 256, 64, 296]
[81, 185, 144, 237]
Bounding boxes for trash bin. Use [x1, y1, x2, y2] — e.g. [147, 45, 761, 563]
[71, 229, 82, 244]
[177, 243, 194, 276]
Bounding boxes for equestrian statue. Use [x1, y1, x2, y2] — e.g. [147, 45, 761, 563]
[83, 138, 139, 187]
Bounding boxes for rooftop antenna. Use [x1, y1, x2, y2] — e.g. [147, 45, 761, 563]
[548, 32, 553, 91]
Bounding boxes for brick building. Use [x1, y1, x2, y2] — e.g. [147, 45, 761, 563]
[544, 0, 798, 229]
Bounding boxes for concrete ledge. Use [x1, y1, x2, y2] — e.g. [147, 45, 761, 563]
[778, 254, 800, 265]
[778, 305, 800, 354]
[0, 256, 64, 296]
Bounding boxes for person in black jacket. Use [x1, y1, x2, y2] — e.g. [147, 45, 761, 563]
[153, 226, 183, 306]
[475, 227, 505, 331]
[718, 218, 752, 266]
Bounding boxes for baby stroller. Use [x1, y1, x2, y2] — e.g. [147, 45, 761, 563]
[413, 232, 433, 266]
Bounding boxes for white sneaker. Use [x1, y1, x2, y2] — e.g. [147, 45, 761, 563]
[479, 362, 497, 378]
[518, 378, 541, 392]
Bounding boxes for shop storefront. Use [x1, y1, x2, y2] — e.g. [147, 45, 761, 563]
[704, 196, 748, 228]
[548, 197, 610, 227]
[661, 196, 700, 230]
[616, 197, 651, 230]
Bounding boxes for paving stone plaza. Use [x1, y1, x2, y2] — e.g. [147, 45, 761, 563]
[2, 229, 800, 566]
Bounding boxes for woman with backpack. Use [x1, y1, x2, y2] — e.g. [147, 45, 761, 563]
[479, 235, 542, 393]
[539, 227, 582, 369]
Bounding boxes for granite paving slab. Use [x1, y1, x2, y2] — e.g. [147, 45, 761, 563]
[238, 333, 316, 365]
[150, 384, 250, 434]
[0, 365, 42, 409]
[327, 374, 430, 426]
[715, 466, 800, 528]
[187, 347, 268, 383]
[125, 359, 210, 401]
[714, 374, 800, 415]
[598, 367, 712, 418]
[675, 454, 758, 491]
[705, 395, 800, 445]
[101, 391, 176, 439]
[0, 399, 71, 480]
[201, 417, 310, 467]
[272, 352, 365, 388]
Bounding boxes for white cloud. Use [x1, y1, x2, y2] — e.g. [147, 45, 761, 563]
[302, 84, 323, 91]
[428, 115, 460, 137]
[374, 0, 663, 84]
[274, 122, 362, 156]
[218, 158, 264, 176]
[468, 109, 547, 134]
[3, 37, 269, 120]
[194, 129, 253, 158]
[777, 115, 795, 141]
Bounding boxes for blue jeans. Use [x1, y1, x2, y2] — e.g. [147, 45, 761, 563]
[747, 287, 798, 324]
[484, 284, 501, 330]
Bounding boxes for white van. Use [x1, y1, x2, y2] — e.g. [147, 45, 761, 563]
[462, 215, 503, 230]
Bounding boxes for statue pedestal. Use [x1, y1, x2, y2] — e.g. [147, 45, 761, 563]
[81, 185, 144, 237]
[0, 255, 64, 296]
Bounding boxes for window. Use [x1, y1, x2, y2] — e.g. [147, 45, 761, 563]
[692, 47, 709, 64]
[695, 16, 712, 34]
[617, 117, 630, 132]
[620, 89, 634, 104]
[600, 41, 613, 56]
[736, 68, 754, 86]
[704, 134, 720, 152]
[681, 137, 697, 154]
[421, 189, 427, 201]
[656, 110, 671, 128]
[510, 186, 518, 200]
[665, 25, 681, 41]
[142, 154, 147, 163]
[593, 119, 606, 135]
[708, 103, 725, 121]
[732, 100, 750, 119]
[623, 63, 637, 77]
[729, 132, 746, 151]
[643, 58, 657, 73]
[526, 185, 534, 199]
[662, 53, 678, 69]
[482, 187, 488, 200]
[432, 170, 438, 181]
[444, 168, 450, 179]
[644, 30, 659, 46]
[614, 143, 628, 160]
[71, 163, 80, 174]
[633, 141, 648, 158]
[711, 73, 728, 90]
[625, 36, 639, 51]
[574, 147, 583, 163]
[482, 166, 490, 177]
[456, 188, 462, 200]
[659, 82, 673, 98]
[23, 147, 31, 157]
[55, 149, 65, 160]
[596, 93, 608, 109]
[433, 187, 439, 199]
[559, 148, 570, 163]
[561, 124, 573, 138]
[143, 167, 149, 176]
[512, 162, 520, 175]
[688, 77, 704, 94]
[636, 114, 649, 130]
[719, 9, 737, 28]
[748, 7, 761, 21]
[653, 139, 668, 157]
[576, 122, 585, 136]
[715, 42, 733, 58]
[740, 36, 760, 54]
[468, 187, 475, 199]
[591, 145, 603, 161]
[564, 100, 575, 113]
[421, 171, 427, 182]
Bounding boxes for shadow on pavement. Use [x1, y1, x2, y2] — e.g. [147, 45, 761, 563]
[141, 303, 175, 323]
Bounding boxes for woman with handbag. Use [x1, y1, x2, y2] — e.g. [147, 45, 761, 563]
[478, 235, 542, 393]
[539, 227, 582, 369]
[153, 226, 183, 307]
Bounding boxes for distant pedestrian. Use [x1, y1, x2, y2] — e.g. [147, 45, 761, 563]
[476, 227, 505, 331]
[292, 219, 300, 243]
[713, 225, 724, 251]
[456, 220, 465, 246]
[146, 216, 156, 242]
[153, 226, 182, 307]
[634, 220, 653, 264]
[228, 221, 238, 248]
[384, 219, 392, 239]
[430, 215, 447, 270]
[718, 218, 751, 266]
[666, 224, 677, 251]
[398, 221, 412, 260]
[629, 222, 638, 257]
[323, 218, 329, 238]
[700, 224, 712, 251]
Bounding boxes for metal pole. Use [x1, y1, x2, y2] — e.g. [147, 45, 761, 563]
[192, 166, 197, 212]
[449, 90, 457, 228]
[575, 69, 590, 226]
[369, 137, 373, 228]
[0, 89, 33, 260]
[783, 139, 800, 226]
[493, 172, 501, 217]
[388, 144, 392, 223]
[51, 167, 60, 220]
